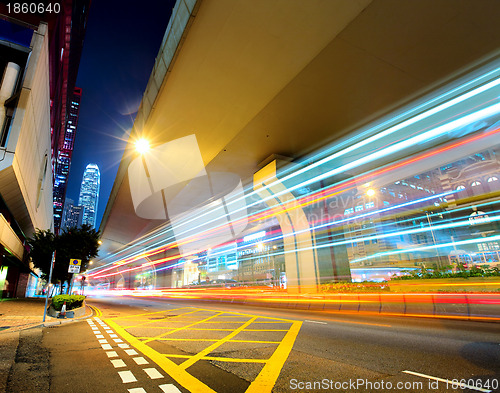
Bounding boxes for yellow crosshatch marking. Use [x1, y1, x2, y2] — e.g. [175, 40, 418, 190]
[104, 306, 302, 393]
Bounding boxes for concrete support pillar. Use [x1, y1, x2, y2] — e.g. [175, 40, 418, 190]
[253, 160, 319, 293]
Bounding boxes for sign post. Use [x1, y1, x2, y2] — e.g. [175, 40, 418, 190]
[42, 250, 56, 322]
[68, 259, 81, 274]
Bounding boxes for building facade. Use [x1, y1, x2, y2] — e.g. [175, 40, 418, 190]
[78, 163, 100, 228]
[0, 21, 53, 298]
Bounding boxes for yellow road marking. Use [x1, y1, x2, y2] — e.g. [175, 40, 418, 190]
[142, 312, 226, 344]
[202, 356, 268, 363]
[246, 321, 302, 393]
[136, 337, 281, 344]
[107, 307, 302, 393]
[180, 306, 297, 323]
[161, 354, 268, 363]
[88, 304, 102, 317]
[231, 340, 281, 344]
[106, 319, 217, 393]
[110, 306, 192, 320]
[125, 309, 202, 329]
[137, 337, 219, 342]
[179, 317, 258, 370]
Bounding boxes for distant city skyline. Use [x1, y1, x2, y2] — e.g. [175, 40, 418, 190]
[64, 0, 175, 230]
[78, 163, 100, 228]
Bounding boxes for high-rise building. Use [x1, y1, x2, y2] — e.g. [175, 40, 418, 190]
[78, 164, 100, 228]
[53, 87, 82, 229]
[61, 198, 83, 231]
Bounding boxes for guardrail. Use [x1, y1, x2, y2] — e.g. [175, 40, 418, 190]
[187, 291, 500, 322]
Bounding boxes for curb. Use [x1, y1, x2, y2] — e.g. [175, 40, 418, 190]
[40, 304, 94, 328]
[0, 305, 94, 333]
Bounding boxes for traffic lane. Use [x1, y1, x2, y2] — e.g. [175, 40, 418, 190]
[89, 296, 500, 392]
[97, 301, 302, 393]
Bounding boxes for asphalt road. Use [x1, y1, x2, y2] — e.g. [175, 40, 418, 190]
[13, 295, 500, 393]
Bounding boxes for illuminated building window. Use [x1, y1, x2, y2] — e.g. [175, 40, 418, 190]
[344, 208, 354, 215]
[355, 205, 363, 212]
[487, 176, 498, 182]
[383, 201, 390, 206]
[456, 185, 466, 190]
[365, 201, 374, 209]
[471, 181, 481, 187]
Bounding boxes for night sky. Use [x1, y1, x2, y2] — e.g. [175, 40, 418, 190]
[65, 0, 176, 229]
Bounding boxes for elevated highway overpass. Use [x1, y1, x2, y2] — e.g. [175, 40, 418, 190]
[90, 0, 500, 293]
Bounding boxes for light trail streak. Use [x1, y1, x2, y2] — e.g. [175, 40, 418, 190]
[89, 72, 500, 279]
[90, 70, 500, 269]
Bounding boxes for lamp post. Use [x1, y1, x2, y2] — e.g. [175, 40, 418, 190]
[42, 250, 56, 322]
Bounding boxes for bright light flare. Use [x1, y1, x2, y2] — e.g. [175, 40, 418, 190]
[135, 138, 150, 154]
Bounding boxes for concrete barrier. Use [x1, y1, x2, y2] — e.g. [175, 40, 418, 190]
[193, 291, 500, 322]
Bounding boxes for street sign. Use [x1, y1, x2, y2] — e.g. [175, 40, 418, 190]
[68, 258, 81, 273]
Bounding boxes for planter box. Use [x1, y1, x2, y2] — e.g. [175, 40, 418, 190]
[47, 301, 87, 319]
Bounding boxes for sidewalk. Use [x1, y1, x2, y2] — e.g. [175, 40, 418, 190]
[0, 298, 47, 333]
[0, 297, 93, 392]
[0, 297, 93, 333]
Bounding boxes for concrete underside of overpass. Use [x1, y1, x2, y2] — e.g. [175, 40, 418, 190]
[97, 0, 500, 263]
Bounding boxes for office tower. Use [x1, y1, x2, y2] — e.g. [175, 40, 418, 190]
[53, 88, 82, 229]
[61, 198, 84, 231]
[78, 164, 100, 228]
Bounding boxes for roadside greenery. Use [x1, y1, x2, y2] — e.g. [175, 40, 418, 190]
[51, 294, 86, 311]
[28, 225, 100, 293]
[321, 281, 390, 293]
[391, 264, 500, 280]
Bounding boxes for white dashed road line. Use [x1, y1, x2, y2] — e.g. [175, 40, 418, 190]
[86, 317, 181, 392]
[159, 384, 182, 393]
[402, 371, 492, 393]
[143, 368, 164, 379]
[118, 370, 137, 383]
[111, 359, 127, 368]
[128, 388, 147, 393]
[304, 320, 327, 324]
[133, 357, 149, 365]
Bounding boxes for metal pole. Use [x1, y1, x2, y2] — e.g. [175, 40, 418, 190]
[42, 250, 56, 322]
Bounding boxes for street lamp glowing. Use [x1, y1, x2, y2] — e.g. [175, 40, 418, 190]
[367, 188, 375, 197]
[135, 138, 150, 154]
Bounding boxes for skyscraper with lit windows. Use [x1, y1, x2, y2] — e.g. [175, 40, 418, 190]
[78, 163, 100, 228]
[53, 87, 82, 229]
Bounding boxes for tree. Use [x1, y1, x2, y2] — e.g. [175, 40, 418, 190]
[28, 225, 100, 293]
[27, 229, 55, 281]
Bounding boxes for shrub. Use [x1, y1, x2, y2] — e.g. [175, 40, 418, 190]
[51, 294, 86, 311]
[321, 281, 390, 293]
